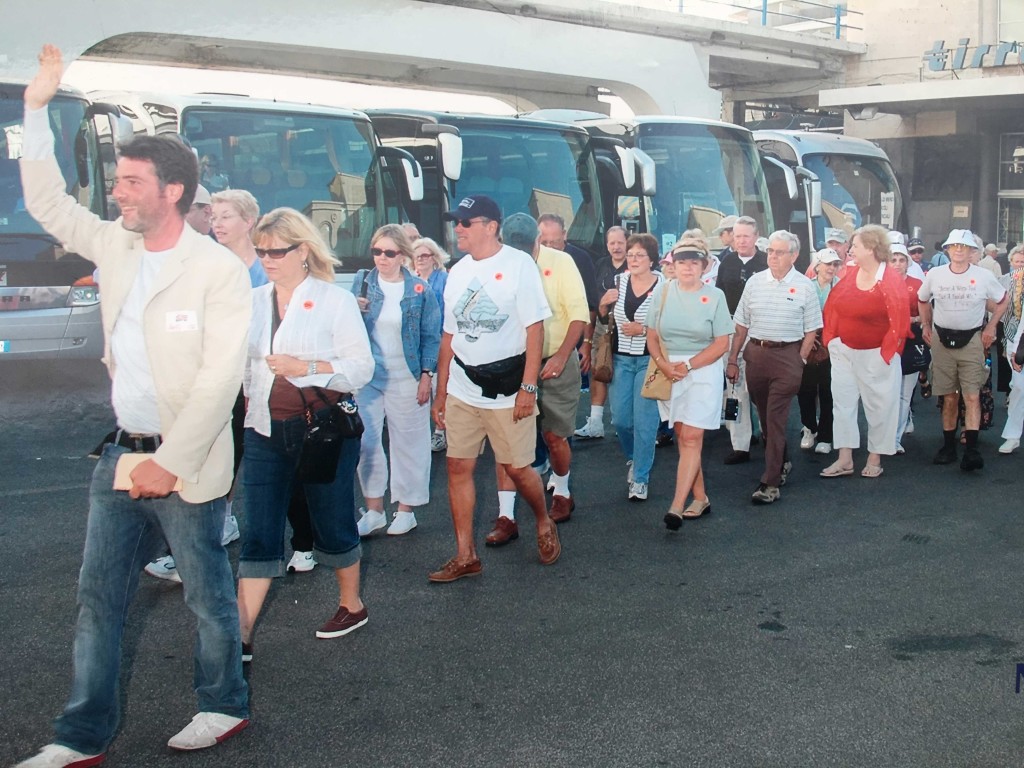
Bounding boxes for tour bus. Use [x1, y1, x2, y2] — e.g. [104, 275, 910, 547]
[367, 109, 611, 259]
[0, 82, 125, 359]
[560, 114, 775, 258]
[92, 91, 423, 280]
[755, 129, 905, 266]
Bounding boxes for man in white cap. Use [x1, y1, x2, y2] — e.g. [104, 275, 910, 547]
[713, 214, 738, 256]
[979, 243, 1003, 279]
[184, 184, 212, 235]
[918, 229, 1007, 471]
[889, 239, 924, 281]
[825, 228, 849, 263]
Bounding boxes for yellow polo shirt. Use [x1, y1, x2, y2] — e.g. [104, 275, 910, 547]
[536, 245, 590, 359]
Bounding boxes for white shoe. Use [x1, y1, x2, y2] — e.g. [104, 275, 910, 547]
[167, 712, 249, 751]
[628, 481, 648, 501]
[14, 744, 104, 767]
[896, 443, 905, 455]
[999, 438, 1020, 454]
[144, 555, 182, 584]
[814, 442, 832, 455]
[287, 550, 316, 573]
[356, 507, 387, 537]
[574, 418, 605, 439]
[904, 412, 914, 435]
[387, 511, 418, 535]
[546, 474, 556, 492]
[626, 460, 634, 485]
[800, 427, 816, 450]
[430, 430, 447, 452]
[221, 514, 240, 546]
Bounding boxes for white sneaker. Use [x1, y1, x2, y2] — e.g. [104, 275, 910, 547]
[144, 555, 182, 584]
[14, 744, 104, 767]
[896, 443, 906, 455]
[221, 514, 240, 546]
[628, 481, 648, 501]
[800, 427, 816, 450]
[287, 550, 316, 573]
[356, 507, 387, 537]
[814, 442, 832, 455]
[430, 430, 447, 452]
[904, 412, 914, 435]
[574, 417, 605, 439]
[999, 438, 1020, 454]
[167, 712, 249, 751]
[387, 511, 417, 535]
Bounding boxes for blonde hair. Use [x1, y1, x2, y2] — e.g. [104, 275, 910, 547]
[252, 208, 339, 282]
[412, 237, 451, 272]
[852, 224, 891, 264]
[211, 189, 259, 223]
[675, 229, 710, 256]
[371, 224, 416, 270]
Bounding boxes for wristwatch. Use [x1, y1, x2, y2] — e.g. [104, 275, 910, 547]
[307, 360, 318, 376]
[520, 383, 539, 394]
[684, 360, 693, 372]
[422, 370, 434, 378]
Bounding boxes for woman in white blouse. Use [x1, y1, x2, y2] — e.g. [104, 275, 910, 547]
[237, 208, 375, 658]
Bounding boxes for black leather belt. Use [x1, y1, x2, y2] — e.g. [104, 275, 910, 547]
[113, 429, 162, 453]
[749, 338, 799, 349]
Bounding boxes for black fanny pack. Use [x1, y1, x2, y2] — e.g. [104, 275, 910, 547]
[454, 352, 526, 399]
[934, 324, 982, 349]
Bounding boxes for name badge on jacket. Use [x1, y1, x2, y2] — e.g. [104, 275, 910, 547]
[166, 310, 198, 332]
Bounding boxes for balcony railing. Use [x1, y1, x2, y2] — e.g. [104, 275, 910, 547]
[673, 0, 862, 40]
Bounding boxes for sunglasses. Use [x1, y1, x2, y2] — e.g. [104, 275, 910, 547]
[371, 247, 402, 258]
[454, 218, 486, 229]
[255, 243, 300, 259]
[414, 252, 434, 259]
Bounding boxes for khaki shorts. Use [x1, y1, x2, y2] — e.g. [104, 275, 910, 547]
[930, 333, 986, 396]
[445, 395, 538, 468]
[538, 353, 581, 438]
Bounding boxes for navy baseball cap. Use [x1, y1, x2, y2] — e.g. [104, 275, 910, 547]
[908, 237, 924, 250]
[442, 195, 502, 224]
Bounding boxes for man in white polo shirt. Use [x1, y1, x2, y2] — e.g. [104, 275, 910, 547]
[727, 230, 822, 504]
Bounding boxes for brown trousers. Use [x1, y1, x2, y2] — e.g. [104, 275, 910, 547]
[743, 343, 804, 487]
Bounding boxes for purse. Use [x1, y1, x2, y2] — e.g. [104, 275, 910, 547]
[641, 283, 672, 401]
[807, 330, 830, 365]
[591, 316, 615, 383]
[296, 388, 363, 484]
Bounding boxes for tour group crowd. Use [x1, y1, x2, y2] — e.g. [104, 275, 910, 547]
[13, 45, 1024, 768]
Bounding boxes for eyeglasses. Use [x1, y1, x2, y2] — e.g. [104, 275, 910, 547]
[255, 243, 300, 259]
[414, 252, 434, 260]
[371, 247, 401, 258]
[454, 218, 487, 229]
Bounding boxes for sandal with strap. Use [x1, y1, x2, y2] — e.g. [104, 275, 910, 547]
[820, 461, 854, 478]
[663, 509, 685, 531]
[681, 497, 711, 519]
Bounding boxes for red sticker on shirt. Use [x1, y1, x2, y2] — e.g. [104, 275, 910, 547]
[544, 269, 552, 277]
[700, 295, 710, 304]
[303, 300, 314, 310]
[495, 273, 503, 280]
[414, 283, 424, 293]
[970, 279, 976, 285]
[789, 287, 797, 294]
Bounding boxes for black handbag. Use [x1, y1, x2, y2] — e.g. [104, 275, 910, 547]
[296, 388, 363, 484]
[901, 323, 931, 374]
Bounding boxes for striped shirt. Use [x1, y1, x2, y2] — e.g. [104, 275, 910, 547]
[733, 267, 822, 342]
[612, 271, 664, 356]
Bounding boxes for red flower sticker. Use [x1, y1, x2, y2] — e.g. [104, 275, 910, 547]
[303, 300, 314, 310]
[495, 273, 503, 281]
[970, 279, 976, 285]
[700, 295, 710, 304]
[789, 287, 797, 294]
[544, 269, 553, 277]
[414, 283, 424, 293]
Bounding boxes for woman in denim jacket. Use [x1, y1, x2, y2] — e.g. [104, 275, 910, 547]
[352, 225, 442, 536]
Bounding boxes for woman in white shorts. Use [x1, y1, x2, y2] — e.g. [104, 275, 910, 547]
[645, 236, 734, 530]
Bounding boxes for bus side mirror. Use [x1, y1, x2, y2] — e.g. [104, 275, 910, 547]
[796, 166, 823, 218]
[614, 145, 635, 191]
[377, 146, 424, 202]
[633, 148, 657, 197]
[761, 155, 799, 201]
[421, 123, 462, 182]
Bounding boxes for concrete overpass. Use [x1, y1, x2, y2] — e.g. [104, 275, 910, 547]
[4, 0, 864, 118]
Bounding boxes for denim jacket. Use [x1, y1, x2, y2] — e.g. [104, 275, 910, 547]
[352, 267, 441, 387]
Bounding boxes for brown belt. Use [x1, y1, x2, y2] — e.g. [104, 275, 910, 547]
[748, 338, 799, 349]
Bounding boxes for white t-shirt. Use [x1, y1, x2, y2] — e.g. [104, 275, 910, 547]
[375, 278, 407, 373]
[918, 264, 1006, 330]
[443, 245, 551, 408]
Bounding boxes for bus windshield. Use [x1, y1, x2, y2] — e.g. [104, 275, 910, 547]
[178, 107, 384, 271]
[802, 153, 903, 245]
[454, 125, 602, 256]
[632, 122, 773, 254]
[0, 91, 101, 257]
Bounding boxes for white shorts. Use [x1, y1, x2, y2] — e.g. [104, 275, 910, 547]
[667, 354, 725, 430]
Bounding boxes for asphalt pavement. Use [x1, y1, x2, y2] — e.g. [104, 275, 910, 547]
[3, 359, 1024, 767]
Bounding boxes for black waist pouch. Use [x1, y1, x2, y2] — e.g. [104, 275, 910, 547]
[934, 324, 982, 349]
[454, 352, 526, 399]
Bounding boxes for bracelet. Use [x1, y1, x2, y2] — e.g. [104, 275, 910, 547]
[582, 338, 593, 345]
[727, 361, 738, 367]
[307, 360, 318, 376]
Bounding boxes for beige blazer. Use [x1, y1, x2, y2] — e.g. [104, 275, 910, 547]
[21, 156, 251, 503]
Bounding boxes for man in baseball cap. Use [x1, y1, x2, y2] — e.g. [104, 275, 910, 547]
[825, 228, 850, 264]
[442, 194, 503, 226]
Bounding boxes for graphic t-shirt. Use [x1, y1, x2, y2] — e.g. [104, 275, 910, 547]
[443, 245, 551, 408]
[918, 264, 1006, 330]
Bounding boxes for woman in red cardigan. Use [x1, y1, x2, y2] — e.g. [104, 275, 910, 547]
[819, 225, 911, 478]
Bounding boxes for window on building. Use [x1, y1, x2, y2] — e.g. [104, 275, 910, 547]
[1000, 0, 1024, 42]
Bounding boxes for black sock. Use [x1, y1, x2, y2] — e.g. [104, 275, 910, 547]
[965, 430, 979, 449]
[943, 429, 957, 448]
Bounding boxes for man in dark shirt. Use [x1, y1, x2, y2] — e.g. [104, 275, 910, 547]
[715, 216, 768, 464]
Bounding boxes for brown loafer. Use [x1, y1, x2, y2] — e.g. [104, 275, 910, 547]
[537, 520, 561, 566]
[427, 557, 482, 583]
[549, 494, 575, 524]
[485, 517, 519, 547]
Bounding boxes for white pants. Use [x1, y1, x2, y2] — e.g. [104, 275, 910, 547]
[829, 339, 901, 455]
[1001, 354, 1024, 440]
[896, 372, 917, 441]
[356, 371, 431, 506]
[725, 353, 753, 450]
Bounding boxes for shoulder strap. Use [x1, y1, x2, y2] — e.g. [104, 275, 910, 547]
[270, 287, 282, 354]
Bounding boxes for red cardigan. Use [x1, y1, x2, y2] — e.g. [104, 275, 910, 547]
[822, 264, 911, 364]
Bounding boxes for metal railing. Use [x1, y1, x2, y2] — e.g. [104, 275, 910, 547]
[674, 0, 862, 40]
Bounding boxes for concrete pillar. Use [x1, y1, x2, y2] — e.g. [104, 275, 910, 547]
[976, 130, 999, 240]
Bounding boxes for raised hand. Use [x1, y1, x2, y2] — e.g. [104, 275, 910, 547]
[25, 44, 64, 110]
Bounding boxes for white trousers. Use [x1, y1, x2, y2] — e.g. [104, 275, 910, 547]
[725, 353, 753, 450]
[356, 371, 431, 507]
[1001, 356, 1024, 440]
[829, 339, 901, 455]
[896, 372, 917, 440]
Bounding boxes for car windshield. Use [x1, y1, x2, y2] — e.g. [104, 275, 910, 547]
[802, 153, 903, 246]
[179, 107, 383, 271]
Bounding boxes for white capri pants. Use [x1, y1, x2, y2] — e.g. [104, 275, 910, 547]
[1001, 353, 1024, 440]
[669, 354, 725, 430]
[356, 370, 431, 507]
[896, 372, 917, 441]
[829, 338, 901, 455]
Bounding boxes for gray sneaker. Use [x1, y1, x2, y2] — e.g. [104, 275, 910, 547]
[430, 430, 447, 452]
[779, 461, 793, 486]
[628, 481, 648, 501]
[751, 483, 780, 504]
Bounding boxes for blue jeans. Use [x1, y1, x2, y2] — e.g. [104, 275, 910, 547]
[608, 354, 660, 483]
[54, 444, 248, 755]
[239, 417, 361, 579]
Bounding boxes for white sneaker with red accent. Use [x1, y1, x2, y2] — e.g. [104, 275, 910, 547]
[167, 712, 249, 751]
[14, 744, 104, 767]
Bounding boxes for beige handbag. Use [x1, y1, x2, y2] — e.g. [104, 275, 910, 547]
[641, 284, 672, 401]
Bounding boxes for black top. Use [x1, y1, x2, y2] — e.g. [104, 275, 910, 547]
[717, 249, 768, 314]
[596, 257, 628, 292]
[563, 242, 600, 312]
